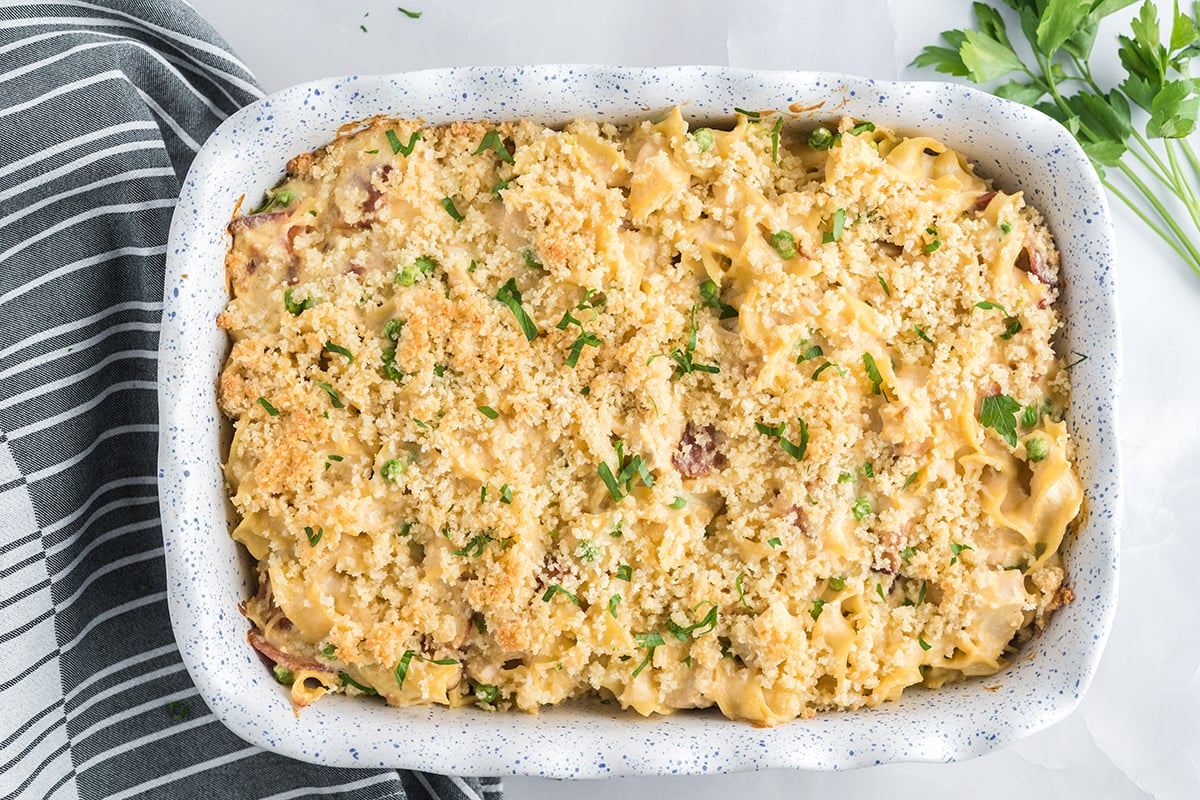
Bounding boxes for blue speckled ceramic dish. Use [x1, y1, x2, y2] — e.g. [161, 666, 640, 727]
[158, 65, 1121, 777]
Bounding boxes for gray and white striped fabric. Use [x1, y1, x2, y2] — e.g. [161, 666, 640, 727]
[0, 3, 502, 798]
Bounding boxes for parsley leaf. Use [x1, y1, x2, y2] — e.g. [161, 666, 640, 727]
[495, 278, 539, 341]
[979, 393, 1022, 447]
[472, 130, 514, 163]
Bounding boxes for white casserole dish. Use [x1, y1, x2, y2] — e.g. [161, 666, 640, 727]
[158, 65, 1121, 777]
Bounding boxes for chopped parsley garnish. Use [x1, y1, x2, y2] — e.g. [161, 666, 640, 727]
[770, 230, 799, 260]
[770, 116, 784, 163]
[314, 381, 345, 409]
[924, 225, 942, 253]
[949, 542, 973, 565]
[810, 599, 826, 621]
[597, 439, 655, 502]
[395, 255, 437, 286]
[838, 471, 854, 483]
[974, 300, 1008, 313]
[616, 564, 632, 581]
[168, 700, 191, 720]
[477, 405, 499, 419]
[397, 6, 422, 18]
[338, 671, 374, 695]
[480, 484, 488, 502]
[666, 601, 718, 641]
[822, 208, 846, 243]
[257, 397, 279, 416]
[999, 220, 1013, 234]
[380, 459, 404, 482]
[851, 496, 872, 521]
[979, 393, 1021, 447]
[321, 644, 337, 658]
[500, 483, 513, 504]
[521, 249, 543, 270]
[692, 127, 714, 152]
[900, 546, 917, 562]
[862, 353, 889, 400]
[384, 318, 404, 341]
[324, 341, 354, 364]
[849, 121, 877, 136]
[755, 420, 786, 438]
[875, 582, 887, 602]
[1026, 436, 1049, 462]
[796, 344, 823, 363]
[902, 471, 919, 490]
[808, 126, 835, 150]
[767, 537, 782, 548]
[669, 495, 687, 510]
[284, 287, 314, 315]
[577, 540, 601, 562]
[495, 278, 539, 341]
[492, 179, 510, 196]
[608, 594, 621, 618]
[1067, 351, 1089, 369]
[441, 196, 465, 222]
[556, 290, 605, 367]
[472, 130, 514, 163]
[632, 631, 665, 677]
[756, 418, 808, 461]
[452, 532, 493, 558]
[386, 129, 422, 156]
[917, 581, 927, 606]
[393, 650, 416, 690]
[811, 360, 846, 380]
[914, 324, 934, 343]
[304, 525, 323, 546]
[1000, 316, 1022, 339]
[734, 107, 761, 120]
[918, 635, 932, 651]
[699, 279, 738, 319]
[250, 188, 294, 214]
[541, 584, 580, 605]
[863, 461, 875, 478]
[876, 273, 892, 297]
[664, 304, 720, 378]
[324, 454, 342, 471]
[735, 572, 757, 614]
[828, 576, 846, 591]
[564, 330, 600, 368]
[272, 665, 294, 684]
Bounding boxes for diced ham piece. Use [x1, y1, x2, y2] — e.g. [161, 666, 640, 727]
[672, 422, 724, 478]
[227, 209, 289, 235]
[973, 191, 997, 212]
[1016, 243, 1056, 287]
[247, 627, 331, 675]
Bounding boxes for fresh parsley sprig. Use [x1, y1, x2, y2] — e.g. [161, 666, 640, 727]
[914, 0, 1200, 279]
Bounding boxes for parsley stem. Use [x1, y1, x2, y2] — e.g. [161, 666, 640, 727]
[1164, 139, 1200, 233]
[1115, 160, 1200, 275]
[1102, 175, 1200, 275]
[1180, 139, 1200, 186]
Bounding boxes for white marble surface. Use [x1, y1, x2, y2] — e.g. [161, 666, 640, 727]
[185, 0, 1199, 796]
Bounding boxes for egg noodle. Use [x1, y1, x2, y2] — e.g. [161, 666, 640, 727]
[217, 108, 1083, 725]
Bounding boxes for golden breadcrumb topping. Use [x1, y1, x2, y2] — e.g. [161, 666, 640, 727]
[219, 109, 1083, 725]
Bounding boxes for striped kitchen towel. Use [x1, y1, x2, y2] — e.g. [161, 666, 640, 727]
[0, 3, 502, 798]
